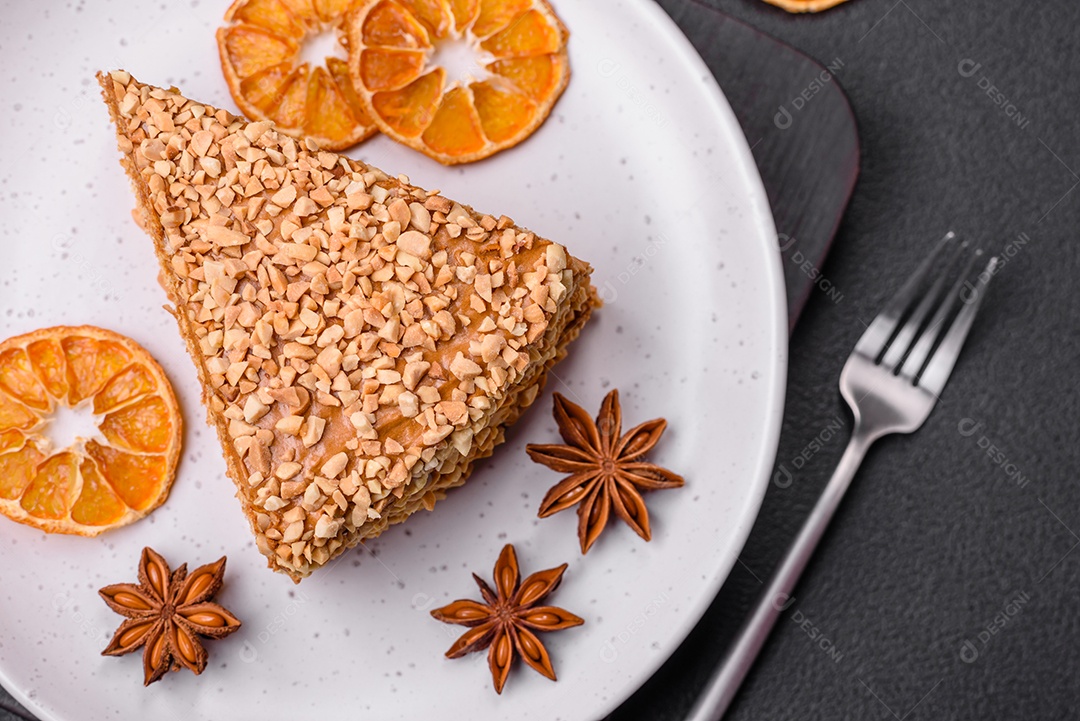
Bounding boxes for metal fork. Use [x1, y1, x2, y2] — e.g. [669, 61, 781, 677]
[687, 233, 998, 720]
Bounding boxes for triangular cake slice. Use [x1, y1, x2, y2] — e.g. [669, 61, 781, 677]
[98, 70, 596, 580]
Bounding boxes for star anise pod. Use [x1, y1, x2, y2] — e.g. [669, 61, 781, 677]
[431, 544, 583, 694]
[99, 547, 242, 685]
[526, 389, 685, 553]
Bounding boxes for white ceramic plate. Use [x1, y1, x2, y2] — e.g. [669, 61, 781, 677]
[0, 0, 786, 718]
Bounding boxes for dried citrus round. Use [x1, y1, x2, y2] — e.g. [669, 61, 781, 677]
[0, 326, 182, 536]
[345, 0, 570, 164]
[760, 0, 850, 12]
[218, 0, 380, 150]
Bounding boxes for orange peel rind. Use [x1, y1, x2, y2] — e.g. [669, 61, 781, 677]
[218, 0, 380, 150]
[0, 326, 182, 536]
[760, 0, 851, 12]
[345, 0, 570, 164]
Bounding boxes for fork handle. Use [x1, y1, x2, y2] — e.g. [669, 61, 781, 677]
[685, 429, 874, 721]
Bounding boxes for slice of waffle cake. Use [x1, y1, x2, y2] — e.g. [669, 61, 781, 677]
[98, 70, 596, 580]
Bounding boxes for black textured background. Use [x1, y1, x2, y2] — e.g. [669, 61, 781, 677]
[4, 1, 1080, 719]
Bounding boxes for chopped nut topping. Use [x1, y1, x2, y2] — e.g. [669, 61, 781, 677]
[275, 462, 302, 480]
[449, 352, 482, 381]
[101, 71, 595, 580]
[321, 452, 349, 478]
[301, 416, 327, 447]
[396, 230, 432, 259]
[207, 225, 248, 247]
[243, 395, 270, 423]
[271, 184, 297, 207]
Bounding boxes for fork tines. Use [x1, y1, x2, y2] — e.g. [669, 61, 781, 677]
[855, 232, 998, 394]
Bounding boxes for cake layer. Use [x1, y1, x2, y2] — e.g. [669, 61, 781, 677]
[98, 70, 596, 579]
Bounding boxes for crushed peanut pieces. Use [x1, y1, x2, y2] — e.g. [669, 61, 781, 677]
[99, 70, 597, 580]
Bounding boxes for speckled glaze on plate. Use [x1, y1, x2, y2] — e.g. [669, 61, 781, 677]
[0, 0, 786, 718]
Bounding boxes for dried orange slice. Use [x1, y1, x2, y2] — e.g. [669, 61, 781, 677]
[0, 326, 181, 536]
[345, 0, 570, 164]
[760, 0, 850, 12]
[218, 0, 380, 151]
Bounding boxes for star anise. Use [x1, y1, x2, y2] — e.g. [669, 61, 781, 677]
[526, 389, 685, 553]
[99, 547, 242, 685]
[431, 544, 583, 694]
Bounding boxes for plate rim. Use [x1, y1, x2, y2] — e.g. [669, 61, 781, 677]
[585, 0, 788, 715]
[0, 0, 787, 717]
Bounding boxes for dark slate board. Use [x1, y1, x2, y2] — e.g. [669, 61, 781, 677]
[664, 0, 860, 330]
